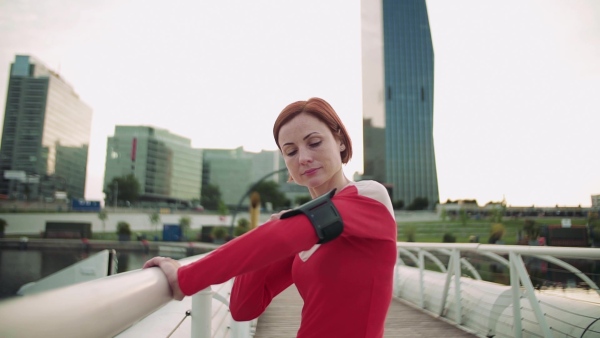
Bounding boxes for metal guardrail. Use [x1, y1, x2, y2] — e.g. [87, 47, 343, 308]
[1, 243, 598, 337]
[395, 242, 600, 338]
[0, 254, 253, 338]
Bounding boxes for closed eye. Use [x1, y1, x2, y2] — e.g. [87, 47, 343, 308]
[309, 141, 321, 148]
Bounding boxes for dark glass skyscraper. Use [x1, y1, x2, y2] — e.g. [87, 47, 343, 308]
[0, 55, 92, 200]
[362, 0, 439, 208]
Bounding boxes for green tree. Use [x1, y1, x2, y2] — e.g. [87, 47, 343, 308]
[458, 208, 469, 227]
[251, 181, 289, 210]
[104, 174, 140, 206]
[487, 202, 506, 223]
[440, 208, 448, 222]
[117, 221, 132, 241]
[179, 216, 191, 240]
[407, 197, 428, 210]
[523, 219, 539, 240]
[217, 201, 229, 217]
[200, 183, 222, 210]
[234, 218, 250, 237]
[98, 209, 108, 234]
[149, 212, 161, 237]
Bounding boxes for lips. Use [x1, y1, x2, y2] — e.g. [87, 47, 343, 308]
[303, 168, 319, 176]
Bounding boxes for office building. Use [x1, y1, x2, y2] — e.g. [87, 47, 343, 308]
[361, 0, 439, 208]
[104, 126, 202, 206]
[202, 147, 301, 209]
[0, 55, 92, 200]
[202, 147, 254, 208]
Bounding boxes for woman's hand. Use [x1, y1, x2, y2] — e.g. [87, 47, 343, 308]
[143, 256, 185, 301]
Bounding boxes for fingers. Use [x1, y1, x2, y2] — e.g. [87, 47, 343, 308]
[142, 256, 162, 269]
[142, 256, 185, 300]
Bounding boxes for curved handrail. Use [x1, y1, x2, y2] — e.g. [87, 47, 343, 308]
[397, 242, 600, 259]
[395, 242, 600, 338]
[0, 267, 173, 338]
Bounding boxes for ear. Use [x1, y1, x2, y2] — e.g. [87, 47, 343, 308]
[340, 144, 346, 151]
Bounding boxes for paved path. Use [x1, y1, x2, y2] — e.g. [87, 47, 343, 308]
[254, 285, 476, 338]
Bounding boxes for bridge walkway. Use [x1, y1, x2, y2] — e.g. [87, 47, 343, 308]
[254, 285, 476, 338]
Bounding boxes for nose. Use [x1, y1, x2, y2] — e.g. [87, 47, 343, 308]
[298, 146, 313, 165]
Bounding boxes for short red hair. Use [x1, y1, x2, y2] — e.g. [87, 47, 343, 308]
[273, 97, 352, 164]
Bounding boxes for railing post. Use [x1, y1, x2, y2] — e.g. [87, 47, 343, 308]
[509, 252, 523, 338]
[510, 252, 554, 338]
[231, 320, 250, 338]
[418, 249, 425, 309]
[192, 287, 212, 338]
[451, 249, 462, 324]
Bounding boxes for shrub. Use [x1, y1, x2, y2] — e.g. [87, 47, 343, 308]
[442, 233, 456, 243]
[488, 223, 505, 244]
[212, 227, 227, 240]
[117, 222, 132, 235]
[403, 225, 416, 242]
[234, 218, 249, 237]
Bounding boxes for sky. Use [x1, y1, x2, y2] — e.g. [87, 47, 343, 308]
[0, 0, 598, 207]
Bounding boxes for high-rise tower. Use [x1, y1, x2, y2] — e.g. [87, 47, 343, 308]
[361, 0, 439, 208]
[0, 55, 92, 200]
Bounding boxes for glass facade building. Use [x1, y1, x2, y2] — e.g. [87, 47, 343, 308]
[0, 55, 92, 200]
[362, 0, 439, 208]
[104, 126, 202, 204]
[202, 147, 254, 207]
[202, 147, 302, 208]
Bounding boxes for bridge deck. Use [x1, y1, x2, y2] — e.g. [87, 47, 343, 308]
[254, 285, 476, 338]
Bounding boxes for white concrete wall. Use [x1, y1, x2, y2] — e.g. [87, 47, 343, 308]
[1, 212, 269, 235]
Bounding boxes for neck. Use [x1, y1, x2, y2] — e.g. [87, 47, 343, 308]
[309, 174, 350, 199]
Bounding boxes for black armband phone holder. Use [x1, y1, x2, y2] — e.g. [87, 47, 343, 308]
[280, 189, 343, 244]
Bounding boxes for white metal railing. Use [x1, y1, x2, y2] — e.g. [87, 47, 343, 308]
[395, 242, 600, 338]
[0, 254, 254, 338]
[1, 243, 598, 337]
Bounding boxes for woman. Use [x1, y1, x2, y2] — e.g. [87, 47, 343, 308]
[144, 97, 397, 337]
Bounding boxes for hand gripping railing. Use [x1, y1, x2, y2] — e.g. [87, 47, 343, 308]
[0, 254, 252, 338]
[395, 242, 600, 338]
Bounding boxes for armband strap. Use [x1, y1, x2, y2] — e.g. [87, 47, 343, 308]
[280, 189, 343, 244]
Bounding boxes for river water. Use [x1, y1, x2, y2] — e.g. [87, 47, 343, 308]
[0, 248, 188, 300]
[2, 247, 598, 302]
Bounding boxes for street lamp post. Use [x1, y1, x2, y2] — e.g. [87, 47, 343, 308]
[229, 167, 287, 237]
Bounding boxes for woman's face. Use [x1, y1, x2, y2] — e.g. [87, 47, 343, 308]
[278, 113, 346, 197]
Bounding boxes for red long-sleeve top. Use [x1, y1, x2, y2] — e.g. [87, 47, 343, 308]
[177, 181, 397, 337]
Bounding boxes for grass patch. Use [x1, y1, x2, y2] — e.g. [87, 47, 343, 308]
[396, 217, 588, 244]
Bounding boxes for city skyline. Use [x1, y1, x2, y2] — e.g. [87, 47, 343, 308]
[0, 0, 598, 207]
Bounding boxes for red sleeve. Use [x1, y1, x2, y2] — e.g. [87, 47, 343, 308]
[177, 215, 317, 296]
[334, 186, 397, 242]
[229, 256, 294, 321]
